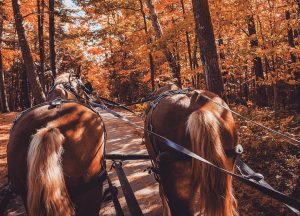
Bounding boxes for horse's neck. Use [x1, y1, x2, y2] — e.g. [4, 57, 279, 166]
[155, 84, 180, 96]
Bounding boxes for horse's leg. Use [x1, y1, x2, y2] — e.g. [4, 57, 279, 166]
[159, 184, 171, 216]
[20, 194, 28, 214]
[159, 159, 194, 216]
[71, 184, 103, 216]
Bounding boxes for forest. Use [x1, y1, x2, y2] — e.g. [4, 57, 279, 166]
[0, 0, 299, 111]
[0, 0, 300, 215]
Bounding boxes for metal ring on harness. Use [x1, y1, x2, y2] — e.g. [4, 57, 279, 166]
[225, 144, 244, 158]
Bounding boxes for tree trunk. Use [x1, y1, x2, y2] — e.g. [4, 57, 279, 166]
[0, 15, 9, 112]
[20, 64, 30, 109]
[139, 0, 155, 91]
[295, 72, 300, 112]
[191, 0, 224, 97]
[247, 15, 267, 107]
[12, 0, 46, 103]
[37, 0, 46, 90]
[149, 53, 155, 91]
[9, 73, 15, 110]
[286, 11, 296, 62]
[145, 0, 181, 87]
[180, 0, 193, 70]
[286, 10, 300, 111]
[191, 35, 200, 89]
[49, 0, 56, 77]
[192, 36, 199, 69]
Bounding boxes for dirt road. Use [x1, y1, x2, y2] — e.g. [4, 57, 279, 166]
[99, 110, 161, 215]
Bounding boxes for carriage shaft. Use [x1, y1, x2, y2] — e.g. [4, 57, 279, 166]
[113, 162, 144, 216]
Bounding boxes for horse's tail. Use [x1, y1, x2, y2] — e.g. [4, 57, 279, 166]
[27, 127, 74, 216]
[187, 110, 236, 216]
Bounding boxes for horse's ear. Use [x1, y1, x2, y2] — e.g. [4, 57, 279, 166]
[75, 65, 81, 78]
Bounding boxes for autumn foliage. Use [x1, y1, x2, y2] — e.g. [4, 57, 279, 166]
[0, 0, 300, 215]
[1, 0, 300, 109]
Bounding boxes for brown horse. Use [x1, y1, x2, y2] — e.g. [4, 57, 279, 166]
[144, 84, 238, 216]
[7, 73, 106, 216]
[47, 72, 87, 101]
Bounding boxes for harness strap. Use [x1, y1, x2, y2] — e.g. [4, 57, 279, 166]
[162, 138, 300, 213]
[48, 81, 64, 94]
[201, 94, 300, 145]
[235, 157, 300, 214]
[106, 173, 124, 216]
[93, 101, 300, 213]
[157, 144, 243, 161]
[149, 88, 192, 109]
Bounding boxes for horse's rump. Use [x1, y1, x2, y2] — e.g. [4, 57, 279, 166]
[144, 89, 237, 216]
[7, 101, 106, 215]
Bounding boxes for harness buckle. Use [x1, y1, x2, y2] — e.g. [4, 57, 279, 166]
[49, 98, 65, 107]
[144, 166, 159, 175]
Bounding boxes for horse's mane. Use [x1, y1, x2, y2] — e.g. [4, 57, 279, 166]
[155, 82, 179, 96]
[54, 73, 75, 84]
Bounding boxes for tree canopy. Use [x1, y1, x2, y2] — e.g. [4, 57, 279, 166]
[1, 0, 299, 108]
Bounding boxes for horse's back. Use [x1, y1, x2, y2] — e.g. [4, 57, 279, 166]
[144, 89, 238, 215]
[7, 102, 105, 194]
[145, 89, 237, 155]
[145, 92, 193, 156]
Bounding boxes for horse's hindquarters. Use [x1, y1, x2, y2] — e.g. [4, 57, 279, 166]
[7, 102, 106, 215]
[159, 158, 195, 216]
[70, 184, 104, 216]
[144, 89, 238, 216]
